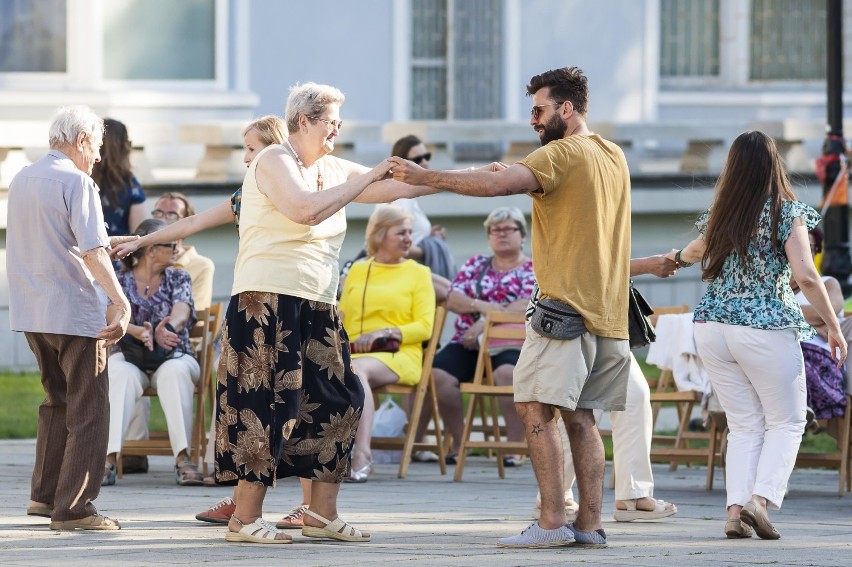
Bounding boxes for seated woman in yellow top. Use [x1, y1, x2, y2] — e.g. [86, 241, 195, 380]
[338, 205, 435, 482]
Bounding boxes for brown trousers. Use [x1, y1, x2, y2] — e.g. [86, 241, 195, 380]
[25, 332, 109, 521]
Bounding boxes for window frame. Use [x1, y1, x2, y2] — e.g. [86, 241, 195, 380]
[0, 0, 228, 92]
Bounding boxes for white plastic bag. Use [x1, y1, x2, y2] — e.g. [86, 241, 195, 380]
[371, 399, 408, 464]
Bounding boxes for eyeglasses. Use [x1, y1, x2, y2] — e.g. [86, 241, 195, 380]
[530, 101, 565, 120]
[410, 152, 432, 165]
[154, 243, 178, 252]
[309, 116, 343, 131]
[151, 209, 181, 222]
[488, 226, 521, 236]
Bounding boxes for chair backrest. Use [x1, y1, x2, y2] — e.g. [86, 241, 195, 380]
[191, 304, 222, 387]
[422, 305, 447, 380]
[649, 304, 690, 327]
[474, 311, 527, 386]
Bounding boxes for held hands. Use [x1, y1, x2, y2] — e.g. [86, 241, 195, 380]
[98, 301, 131, 347]
[388, 156, 425, 185]
[155, 316, 180, 350]
[664, 249, 678, 264]
[649, 253, 679, 278]
[109, 235, 139, 249]
[371, 158, 395, 182]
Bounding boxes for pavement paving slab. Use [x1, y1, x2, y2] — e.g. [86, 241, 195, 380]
[1, 439, 851, 566]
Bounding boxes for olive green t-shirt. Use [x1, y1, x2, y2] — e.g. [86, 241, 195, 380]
[519, 134, 631, 339]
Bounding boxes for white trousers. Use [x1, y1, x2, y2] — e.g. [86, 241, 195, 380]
[693, 322, 805, 510]
[107, 352, 200, 457]
[561, 354, 655, 501]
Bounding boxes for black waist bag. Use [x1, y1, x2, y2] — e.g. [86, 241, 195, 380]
[529, 298, 587, 340]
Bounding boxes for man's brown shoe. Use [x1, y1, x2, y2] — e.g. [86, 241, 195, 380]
[27, 501, 53, 518]
[50, 513, 120, 531]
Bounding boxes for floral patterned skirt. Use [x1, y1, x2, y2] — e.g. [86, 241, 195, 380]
[801, 342, 847, 420]
[214, 291, 364, 486]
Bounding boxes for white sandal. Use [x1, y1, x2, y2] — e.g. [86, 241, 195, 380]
[225, 515, 292, 544]
[301, 509, 370, 542]
[613, 498, 677, 522]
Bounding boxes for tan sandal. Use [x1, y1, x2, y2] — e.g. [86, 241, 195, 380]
[175, 459, 203, 486]
[301, 509, 370, 542]
[225, 515, 292, 544]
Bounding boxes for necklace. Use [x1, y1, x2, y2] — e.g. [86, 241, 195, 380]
[285, 139, 324, 191]
[135, 271, 161, 298]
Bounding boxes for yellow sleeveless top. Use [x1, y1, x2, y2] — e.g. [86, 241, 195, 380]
[232, 144, 348, 304]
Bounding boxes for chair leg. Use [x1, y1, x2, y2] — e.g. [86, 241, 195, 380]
[428, 377, 448, 476]
[399, 388, 428, 479]
[454, 392, 479, 482]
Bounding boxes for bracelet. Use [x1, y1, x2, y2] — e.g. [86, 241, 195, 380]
[674, 249, 694, 268]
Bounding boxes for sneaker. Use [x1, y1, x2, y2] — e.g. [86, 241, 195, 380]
[50, 513, 120, 531]
[276, 504, 308, 529]
[101, 463, 116, 487]
[411, 451, 440, 463]
[195, 497, 236, 524]
[567, 523, 607, 547]
[497, 521, 575, 548]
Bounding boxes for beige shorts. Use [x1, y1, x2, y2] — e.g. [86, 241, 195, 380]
[513, 322, 631, 411]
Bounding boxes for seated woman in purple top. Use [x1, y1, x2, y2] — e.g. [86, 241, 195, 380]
[103, 219, 200, 487]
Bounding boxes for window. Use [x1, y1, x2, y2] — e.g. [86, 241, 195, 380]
[661, 0, 834, 87]
[103, 0, 215, 81]
[410, 0, 502, 120]
[0, 0, 67, 73]
[750, 0, 825, 81]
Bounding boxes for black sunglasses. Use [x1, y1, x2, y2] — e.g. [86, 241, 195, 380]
[410, 152, 432, 165]
[154, 243, 178, 252]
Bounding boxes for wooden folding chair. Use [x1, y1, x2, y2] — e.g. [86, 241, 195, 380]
[795, 394, 852, 496]
[454, 311, 528, 481]
[117, 304, 222, 476]
[644, 306, 711, 472]
[371, 306, 448, 478]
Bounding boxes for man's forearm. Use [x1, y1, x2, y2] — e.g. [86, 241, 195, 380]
[83, 247, 129, 307]
[423, 170, 504, 197]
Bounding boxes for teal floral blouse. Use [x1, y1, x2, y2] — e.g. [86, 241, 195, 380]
[693, 199, 820, 339]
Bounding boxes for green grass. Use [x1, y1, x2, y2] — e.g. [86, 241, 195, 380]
[0, 368, 841, 460]
[0, 371, 169, 438]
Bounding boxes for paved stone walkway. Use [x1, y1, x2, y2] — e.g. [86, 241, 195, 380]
[1, 439, 851, 566]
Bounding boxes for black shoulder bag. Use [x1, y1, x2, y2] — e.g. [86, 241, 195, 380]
[627, 281, 656, 349]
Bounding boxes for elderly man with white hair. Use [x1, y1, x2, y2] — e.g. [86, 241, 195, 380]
[6, 105, 132, 530]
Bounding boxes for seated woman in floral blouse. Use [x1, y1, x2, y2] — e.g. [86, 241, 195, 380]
[413, 206, 535, 465]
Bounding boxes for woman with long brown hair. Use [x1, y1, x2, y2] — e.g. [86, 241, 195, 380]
[92, 118, 148, 236]
[669, 130, 847, 540]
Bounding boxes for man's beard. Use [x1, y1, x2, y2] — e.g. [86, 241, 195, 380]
[539, 114, 568, 145]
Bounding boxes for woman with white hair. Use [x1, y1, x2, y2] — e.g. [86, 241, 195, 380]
[214, 82, 425, 544]
[414, 206, 535, 465]
[338, 205, 435, 482]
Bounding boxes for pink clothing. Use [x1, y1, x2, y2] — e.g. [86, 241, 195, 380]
[449, 254, 536, 344]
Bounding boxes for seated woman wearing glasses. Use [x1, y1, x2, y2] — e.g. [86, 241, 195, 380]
[387, 135, 456, 281]
[413, 207, 534, 465]
[103, 218, 200, 487]
[337, 205, 435, 482]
